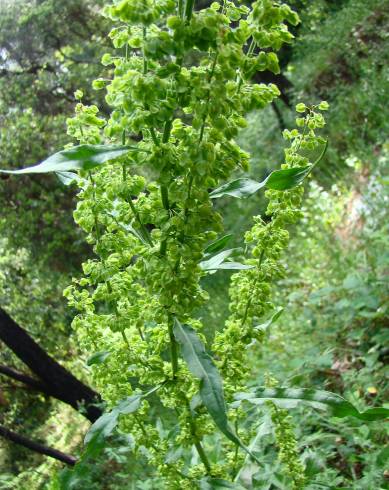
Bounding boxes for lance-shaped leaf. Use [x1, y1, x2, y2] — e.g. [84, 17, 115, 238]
[86, 350, 111, 366]
[210, 178, 265, 199]
[84, 394, 142, 458]
[210, 141, 328, 199]
[211, 262, 254, 271]
[199, 478, 246, 489]
[0, 144, 138, 175]
[173, 320, 259, 462]
[200, 249, 254, 272]
[234, 387, 389, 421]
[56, 171, 82, 186]
[254, 308, 284, 335]
[265, 165, 311, 190]
[204, 234, 233, 255]
[199, 249, 235, 270]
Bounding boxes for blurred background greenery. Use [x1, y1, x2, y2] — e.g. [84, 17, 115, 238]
[0, 0, 388, 488]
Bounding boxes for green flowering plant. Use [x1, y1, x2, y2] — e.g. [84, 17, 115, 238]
[2, 1, 388, 488]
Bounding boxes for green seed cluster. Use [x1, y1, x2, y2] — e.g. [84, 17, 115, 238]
[62, 1, 327, 486]
[270, 403, 307, 489]
[213, 104, 328, 393]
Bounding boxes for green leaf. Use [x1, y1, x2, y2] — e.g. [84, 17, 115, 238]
[0, 144, 137, 175]
[254, 308, 284, 334]
[211, 262, 254, 271]
[265, 166, 311, 190]
[86, 350, 111, 366]
[204, 234, 233, 255]
[84, 394, 142, 457]
[56, 171, 81, 186]
[199, 478, 246, 489]
[210, 178, 265, 199]
[210, 141, 328, 199]
[199, 249, 254, 272]
[235, 387, 389, 421]
[199, 249, 235, 270]
[58, 464, 89, 490]
[173, 320, 259, 462]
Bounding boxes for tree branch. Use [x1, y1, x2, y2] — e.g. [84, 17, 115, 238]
[0, 425, 77, 466]
[0, 364, 50, 393]
[0, 307, 103, 422]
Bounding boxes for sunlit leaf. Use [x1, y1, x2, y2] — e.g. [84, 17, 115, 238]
[211, 262, 254, 270]
[200, 248, 254, 272]
[210, 141, 328, 199]
[0, 144, 138, 175]
[254, 308, 284, 334]
[210, 178, 265, 199]
[199, 249, 236, 270]
[86, 350, 111, 366]
[265, 165, 311, 190]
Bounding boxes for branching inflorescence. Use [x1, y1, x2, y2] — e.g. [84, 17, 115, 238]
[54, 0, 329, 487]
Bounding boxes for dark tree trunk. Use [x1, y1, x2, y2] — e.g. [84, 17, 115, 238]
[0, 308, 102, 422]
[0, 425, 77, 466]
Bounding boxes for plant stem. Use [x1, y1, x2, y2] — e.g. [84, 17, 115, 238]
[162, 119, 172, 143]
[178, 0, 183, 17]
[240, 249, 265, 328]
[199, 52, 219, 144]
[232, 417, 239, 473]
[128, 199, 153, 246]
[150, 127, 160, 146]
[185, 0, 195, 22]
[122, 330, 131, 347]
[161, 185, 170, 210]
[167, 315, 178, 378]
[142, 27, 148, 74]
[194, 440, 212, 473]
[185, 398, 212, 474]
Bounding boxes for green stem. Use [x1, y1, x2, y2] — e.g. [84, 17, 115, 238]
[150, 127, 160, 146]
[185, 0, 195, 22]
[142, 27, 148, 74]
[178, 0, 184, 17]
[122, 330, 130, 348]
[198, 52, 219, 144]
[240, 249, 265, 328]
[186, 399, 212, 473]
[128, 199, 153, 246]
[162, 119, 173, 143]
[161, 185, 170, 211]
[232, 417, 239, 473]
[159, 185, 170, 255]
[194, 440, 212, 473]
[167, 315, 178, 378]
[237, 38, 256, 93]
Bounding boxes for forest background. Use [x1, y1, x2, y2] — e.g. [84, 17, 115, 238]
[0, 0, 388, 488]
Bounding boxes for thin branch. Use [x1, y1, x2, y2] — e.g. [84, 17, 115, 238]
[0, 364, 50, 393]
[0, 425, 77, 466]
